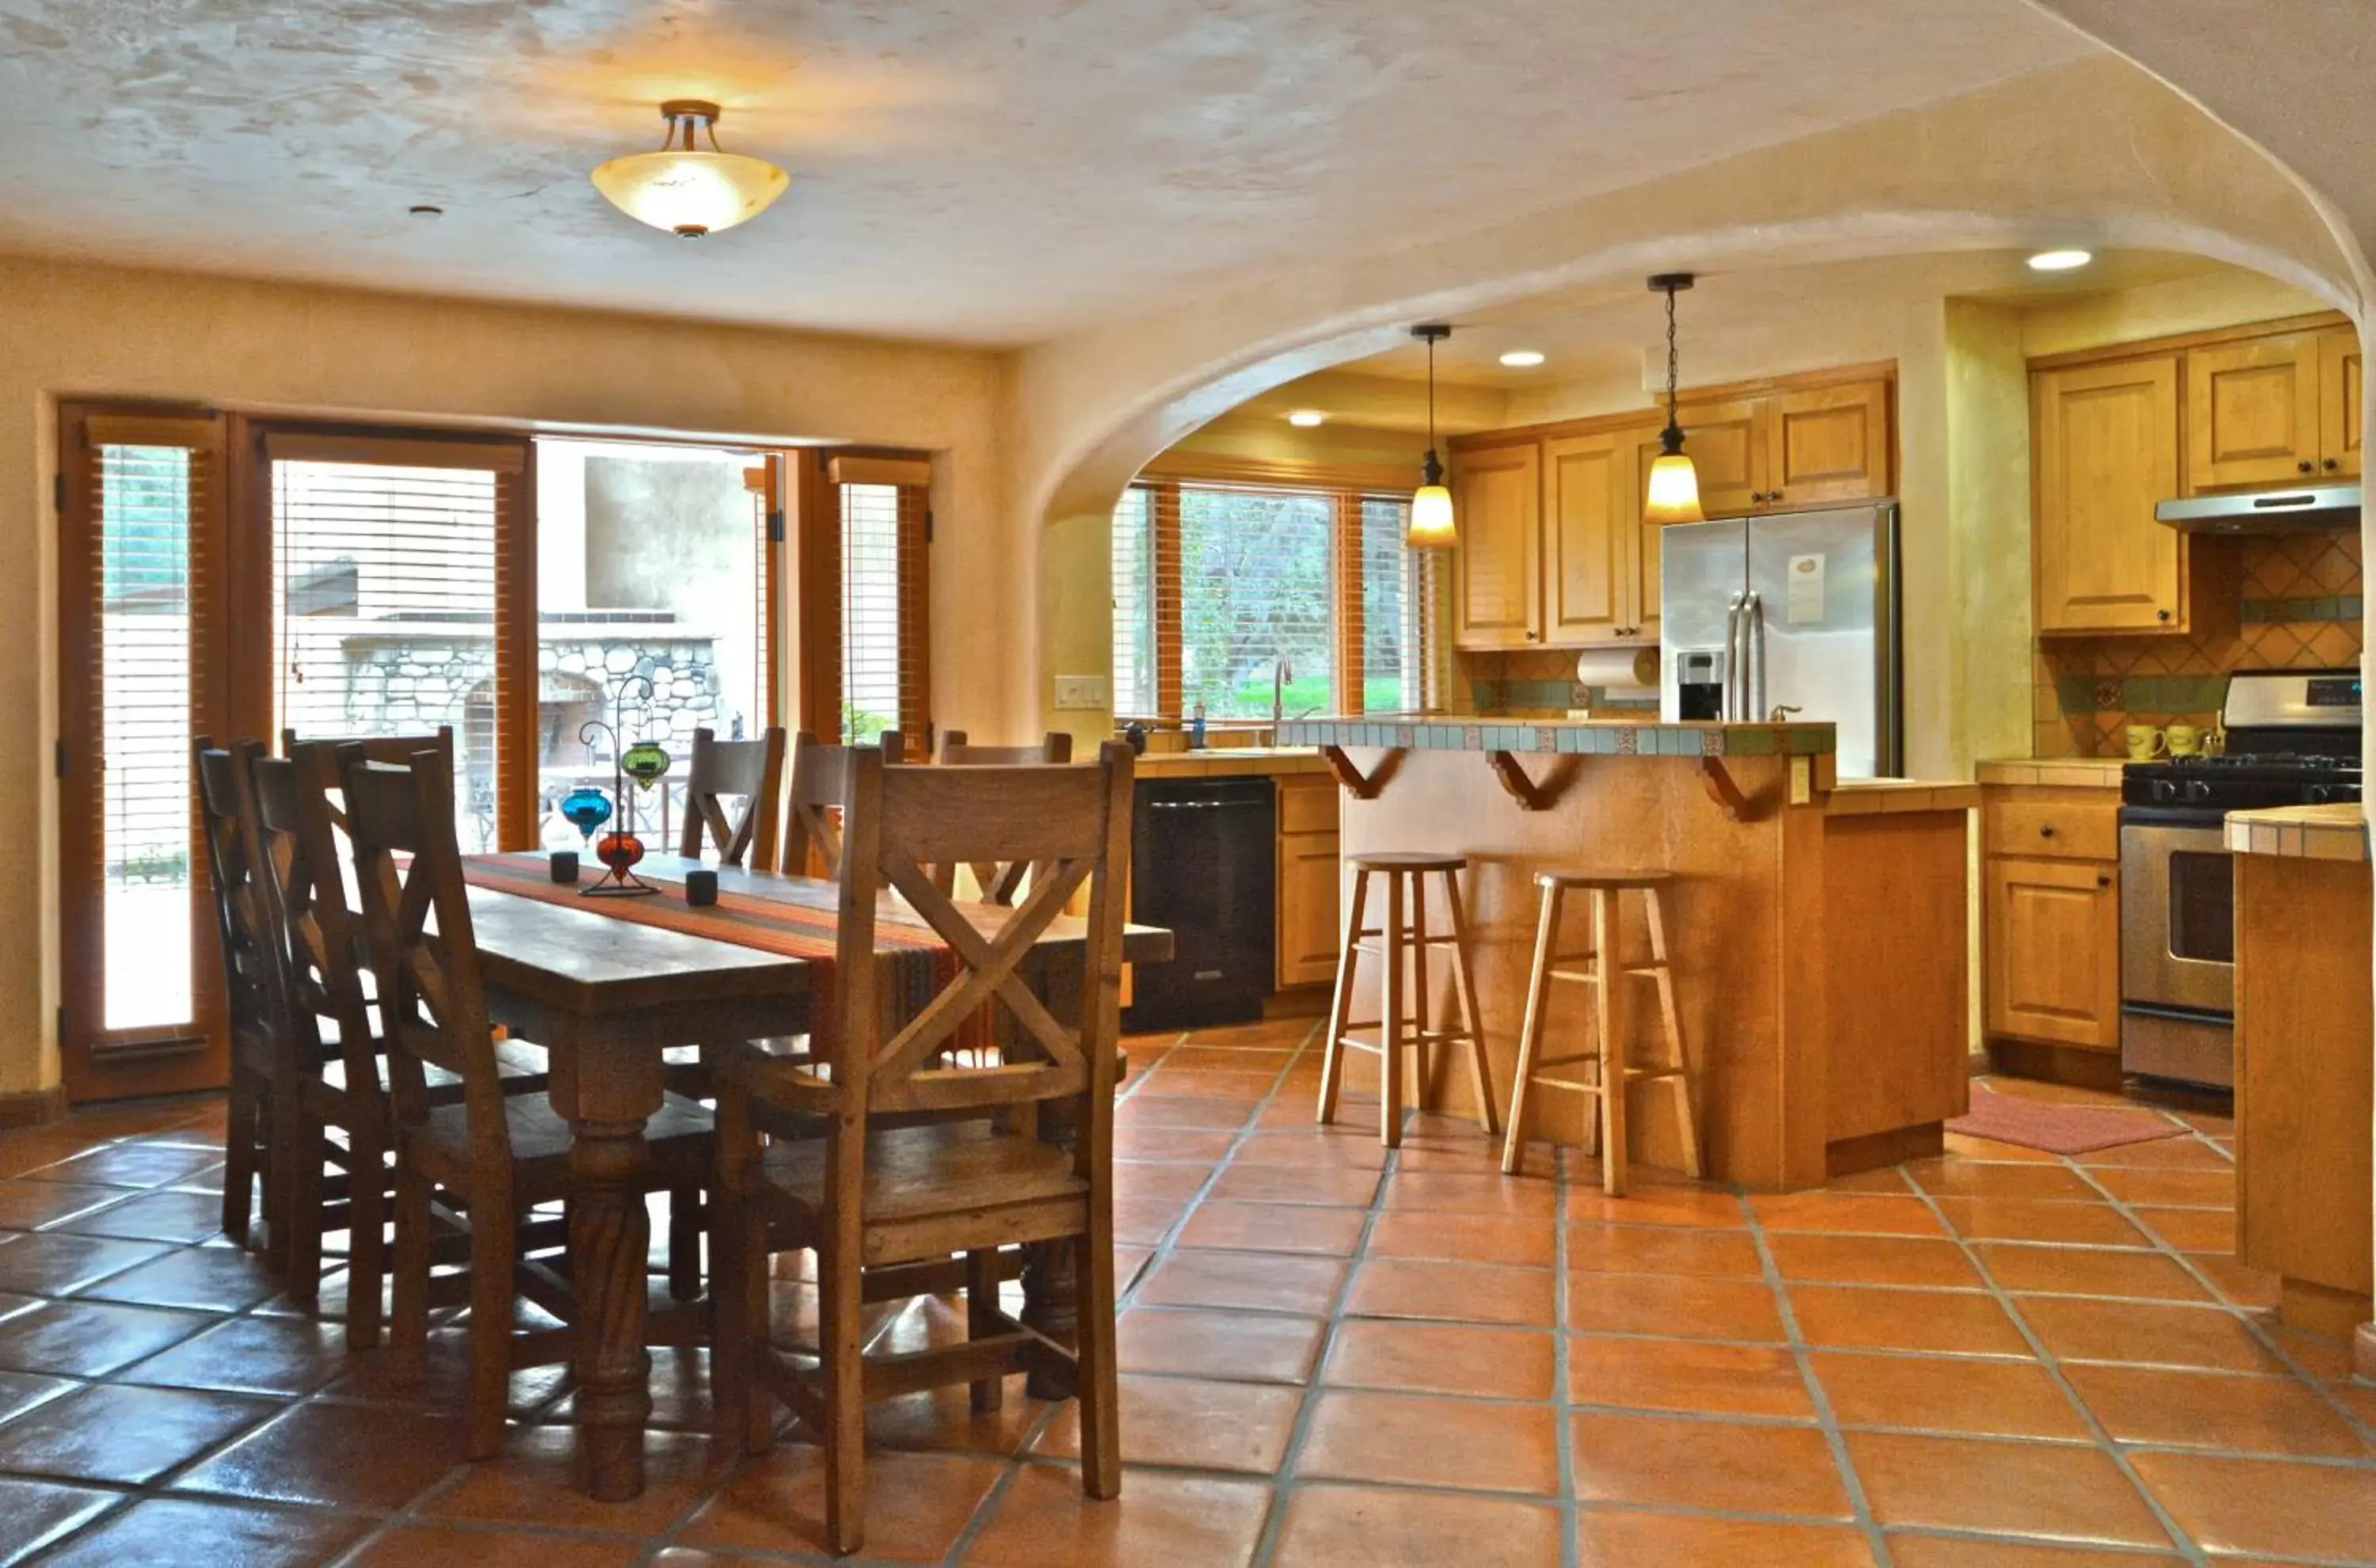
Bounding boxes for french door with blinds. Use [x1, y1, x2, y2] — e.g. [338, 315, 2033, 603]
[55, 414, 534, 1099]
[59, 410, 893, 1100]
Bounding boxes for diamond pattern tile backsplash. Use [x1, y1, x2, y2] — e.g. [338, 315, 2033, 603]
[2034, 531, 2363, 757]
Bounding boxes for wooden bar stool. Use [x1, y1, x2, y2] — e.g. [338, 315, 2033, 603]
[1317, 852, 1497, 1148]
[1502, 870, 1702, 1193]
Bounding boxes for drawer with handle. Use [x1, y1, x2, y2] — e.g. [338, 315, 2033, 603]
[1983, 790, 2119, 862]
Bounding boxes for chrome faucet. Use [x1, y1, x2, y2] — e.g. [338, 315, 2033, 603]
[1273, 656, 1293, 724]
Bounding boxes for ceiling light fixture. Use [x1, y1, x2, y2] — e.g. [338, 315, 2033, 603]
[1499, 349, 1546, 367]
[1643, 273, 1704, 526]
[1287, 409, 1327, 428]
[1407, 324, 1456, 550]
[2027, 248, 2092, 272]
[592, 100, 788, 239]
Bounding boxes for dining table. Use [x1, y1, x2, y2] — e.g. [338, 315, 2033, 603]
[460, 851, 1172, 1501]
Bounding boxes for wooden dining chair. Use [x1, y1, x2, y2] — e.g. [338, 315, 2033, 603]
[712, 741, 1134, 1555]
[194, 738, 288, 1258]
[679, 726, 786, 867]
[341, 745, 717, 1460]
[249, 742, 559, 1342]
[777, 729, 856, 881]
[931, 731, 1075, 905]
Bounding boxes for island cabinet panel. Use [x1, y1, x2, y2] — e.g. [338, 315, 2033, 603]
[1274, 774, 1342, 989]
[2318, 327, 2363, 480]
[2187, 333, 2322, 492]
[1764, 379, 1892, 510]
[2234, 851, 2373, 1338]
[1543, 430, 1638, 645]
[2034, 354, 2184, 634]
[1450, 443, 1541, 648]
[1823, 812, 1970, 1153]
[1984, 855, 2120, 1051]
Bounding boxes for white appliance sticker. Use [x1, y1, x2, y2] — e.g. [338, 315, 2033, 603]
[1785, 554, 1826, 625]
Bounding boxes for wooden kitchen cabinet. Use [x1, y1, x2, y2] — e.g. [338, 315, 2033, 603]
[1984, 854, 2121, 1051]
[1546, 426, 1662, 646]
[2187, 333, 2322, 492]
[1274, 774, 1342, 989]
[2319, 326, 2363, 480]
[2033, 354, 2185, 634]
[1449, 367, 1894, 653]
[1449, 442, 1540, 649]
[1763, 379, 1893, 508]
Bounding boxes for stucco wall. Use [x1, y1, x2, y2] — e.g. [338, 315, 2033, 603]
[1, 254, 1014, 1094]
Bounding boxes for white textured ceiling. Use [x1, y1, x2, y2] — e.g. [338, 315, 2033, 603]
[0, 1, 2099, 344]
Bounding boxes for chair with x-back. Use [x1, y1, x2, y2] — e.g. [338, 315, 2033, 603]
[712, 740, 1133, 1555]
[194, 737, 288, 1258]
[341, 745, 715, 1459]
[678, 725, 786, 867]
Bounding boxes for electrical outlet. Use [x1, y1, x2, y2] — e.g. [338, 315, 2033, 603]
[1053, 675, 1108, 710]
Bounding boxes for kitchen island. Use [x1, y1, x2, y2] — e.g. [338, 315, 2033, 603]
[2226, 803, 2374, 1367]
[1275, 714, 1974, 1191]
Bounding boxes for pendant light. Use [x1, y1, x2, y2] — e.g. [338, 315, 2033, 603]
[592, 100, 788, 238]
[1643, 273, 1705, 525]
[1407, 323, 1456, 549]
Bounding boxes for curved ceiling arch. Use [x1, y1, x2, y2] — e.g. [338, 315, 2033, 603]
[1017, 52, 2356, 540]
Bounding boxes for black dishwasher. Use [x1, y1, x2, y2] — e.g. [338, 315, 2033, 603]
[1124, 776, 1276, 1030]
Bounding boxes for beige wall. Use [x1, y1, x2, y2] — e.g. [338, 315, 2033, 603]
[0, 254, 1013, 1094]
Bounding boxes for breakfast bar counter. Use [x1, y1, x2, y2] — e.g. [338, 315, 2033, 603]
[1275, 715, 1973, 1190]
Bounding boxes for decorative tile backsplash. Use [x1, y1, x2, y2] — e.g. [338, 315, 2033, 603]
[2034, 531, 2363, 758]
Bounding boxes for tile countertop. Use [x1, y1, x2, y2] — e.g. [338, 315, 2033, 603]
[1976, 757, 2130, 789]
[1824, 778, 1982, 816]
[1130, 747, 1331, 778]
[1276, 714, 1834, 759]
[2225, 802, 2370, 862]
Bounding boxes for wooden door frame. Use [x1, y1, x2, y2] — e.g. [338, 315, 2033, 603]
[55, 402, 234, 1101]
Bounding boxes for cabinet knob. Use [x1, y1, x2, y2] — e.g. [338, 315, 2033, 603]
[1769, 489, 1783, 504]
[2039, 824, 2056, 838]
[2156, 608, 2172, 622]
[2096, 873, 2111, 889]
[2298, 459, 2317, 474]
[2325, 458, 2341, 471]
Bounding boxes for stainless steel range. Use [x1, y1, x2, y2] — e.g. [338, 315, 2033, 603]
[2117, 669, 2363, 1087]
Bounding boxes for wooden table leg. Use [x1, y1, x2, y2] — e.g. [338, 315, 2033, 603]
[569, 1113, 657, 1501]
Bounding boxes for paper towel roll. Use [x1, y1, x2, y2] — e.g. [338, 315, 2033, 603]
[1574, 646, 1661, 698]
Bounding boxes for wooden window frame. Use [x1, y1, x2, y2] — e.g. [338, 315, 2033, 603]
[1115, 473, 1419, 722]
[790, 449, 935, 748]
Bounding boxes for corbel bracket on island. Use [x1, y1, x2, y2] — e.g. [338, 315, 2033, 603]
[1699, 757, 1754, 822]
[1320, 745, 1405, 799]
[1485, 751, 1582, 812]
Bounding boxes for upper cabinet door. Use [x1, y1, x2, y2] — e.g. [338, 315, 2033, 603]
[2035, 355, 2184, 634]
[1450, 442, 1542, 649]
[2187, 334, 2321, 492]
[2319, 326, 2363, 480]
[1541, 430, 1639, 647]
[1670, 399, 1765, 517]
[1765, 379, 1891, 508]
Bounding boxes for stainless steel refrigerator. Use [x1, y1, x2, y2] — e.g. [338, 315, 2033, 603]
[1658, 501, 1902, 779]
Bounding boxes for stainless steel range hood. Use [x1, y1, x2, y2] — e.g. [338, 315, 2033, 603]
[2155, 484, 2361, 533]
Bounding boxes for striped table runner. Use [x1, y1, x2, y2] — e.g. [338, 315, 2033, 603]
[460, 854, 981, 1053]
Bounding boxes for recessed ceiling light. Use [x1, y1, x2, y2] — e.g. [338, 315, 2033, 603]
[2027, 249, 2092, 272]
[1286, 409, 1327, 428]
[1498, 349, 1546, 367]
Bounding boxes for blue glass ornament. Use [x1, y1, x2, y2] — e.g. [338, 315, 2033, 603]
[561, 786, 613, 842]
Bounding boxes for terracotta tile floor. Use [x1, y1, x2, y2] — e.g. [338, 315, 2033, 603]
[1, 1028, 2373, 1565]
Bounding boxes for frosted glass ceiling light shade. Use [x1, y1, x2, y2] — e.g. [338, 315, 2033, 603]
[1407, 323, 1456, 550]
[592, 101, 787, 238]
[1643, 272, 1704, 525]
